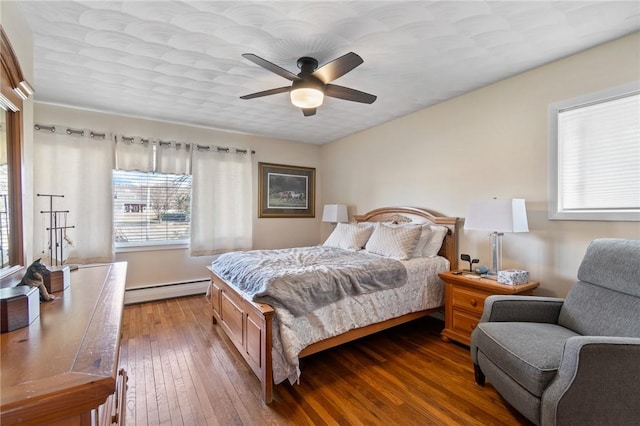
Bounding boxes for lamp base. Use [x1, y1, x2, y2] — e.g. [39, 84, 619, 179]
[490, 232, 504, 278]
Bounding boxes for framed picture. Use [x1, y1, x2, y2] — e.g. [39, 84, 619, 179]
[258, 162, 315, 218]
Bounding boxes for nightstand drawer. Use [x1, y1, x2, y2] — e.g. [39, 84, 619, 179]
[452, 309, 480, 336]
[451, 286, 486, 315]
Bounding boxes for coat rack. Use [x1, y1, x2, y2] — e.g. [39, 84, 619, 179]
[37, 193, 74, 266]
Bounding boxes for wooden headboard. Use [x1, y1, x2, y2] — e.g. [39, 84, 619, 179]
[353, 207, 459, 270]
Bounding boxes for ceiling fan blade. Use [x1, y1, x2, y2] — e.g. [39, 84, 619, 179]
[242, 53, 299, 81]
[325, 84, 377, 104]
[302, 108, 316, 117]
[312, 52, 364, 84]
[240, 86, 290, 100]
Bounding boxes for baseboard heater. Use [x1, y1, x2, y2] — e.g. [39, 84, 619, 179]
[124, 279, 209, 305]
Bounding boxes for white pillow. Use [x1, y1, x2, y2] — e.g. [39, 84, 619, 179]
[411, 224, 433, 258]
[423, 225, 449, 257]
[323, 222, 374, 250]
[385, 222, 432, 258]
[365, 223, 422, 260]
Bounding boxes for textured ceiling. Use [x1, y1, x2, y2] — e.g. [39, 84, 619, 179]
[19, 1, 640, 144]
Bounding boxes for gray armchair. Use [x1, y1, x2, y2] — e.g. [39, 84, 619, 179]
[470, 238, 640, 426]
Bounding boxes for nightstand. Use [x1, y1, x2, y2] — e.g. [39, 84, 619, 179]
[438, 270, 540, 346]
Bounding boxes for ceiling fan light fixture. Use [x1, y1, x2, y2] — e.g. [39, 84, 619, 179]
[290, 87, 324, 108]
[240, 52, 376, 111]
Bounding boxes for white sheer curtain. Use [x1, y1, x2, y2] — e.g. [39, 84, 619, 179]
[115, 137, 191, 174]
[115, 135, 153, 172]
[156, 140, 191, 174]
[190, 147, 252, 255]
[34, 126, 114, 264]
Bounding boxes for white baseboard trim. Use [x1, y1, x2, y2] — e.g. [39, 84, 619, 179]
[125, 280, 209, 305]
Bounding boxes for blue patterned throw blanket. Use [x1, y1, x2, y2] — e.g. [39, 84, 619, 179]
[211, 246, 408, 316]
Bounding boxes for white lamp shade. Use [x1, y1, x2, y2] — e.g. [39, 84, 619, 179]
[464, 199, 529, 233]
[322, 204, 348, 223]
[290, 88, 324, 108]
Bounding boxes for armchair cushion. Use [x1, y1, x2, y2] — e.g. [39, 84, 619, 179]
[480, 296, 564, 323]
[558, 239, 640, 337]
[473, 322, 580, 397]
[558, 281, 640, 337]
[577, 238, 640, 297]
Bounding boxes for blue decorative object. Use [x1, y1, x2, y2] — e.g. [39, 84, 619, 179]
[476, 265, 489, 275]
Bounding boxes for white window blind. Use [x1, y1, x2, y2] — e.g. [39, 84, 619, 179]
[549, 82, 640, 221]
[114, 170, 192, 246]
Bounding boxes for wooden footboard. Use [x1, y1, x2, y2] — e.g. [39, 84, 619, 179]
[207, 267, 275, 403]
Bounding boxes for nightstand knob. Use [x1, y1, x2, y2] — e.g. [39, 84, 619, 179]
[470, 299, 478, 307]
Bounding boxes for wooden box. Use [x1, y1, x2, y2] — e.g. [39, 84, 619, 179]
[0, 286, 40, 333]
[44, 266, 71, 293]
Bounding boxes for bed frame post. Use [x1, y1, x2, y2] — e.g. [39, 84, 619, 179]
[207, 266, 276, 403]
[261, 311, 273, 403]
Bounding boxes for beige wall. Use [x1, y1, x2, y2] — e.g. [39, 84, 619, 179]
[321, 33, 640, 297]
[34, 104, 322, 287]
[11, 3, 640, 296]
[1, 2, 35, 266]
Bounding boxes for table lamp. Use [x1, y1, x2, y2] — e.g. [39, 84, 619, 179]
[322, 204, 348, 227]
[464, 199, 529, 278]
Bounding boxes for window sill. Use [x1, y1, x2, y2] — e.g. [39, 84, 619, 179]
[115, 242, 189, 253]
[549, 209, 640, 222]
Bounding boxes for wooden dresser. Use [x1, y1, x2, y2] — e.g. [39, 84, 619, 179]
[1, 262, 128, 425]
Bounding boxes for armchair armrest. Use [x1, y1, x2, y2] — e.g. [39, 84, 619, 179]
[541, 336, 640, 426]
[480, 295, 565, 323]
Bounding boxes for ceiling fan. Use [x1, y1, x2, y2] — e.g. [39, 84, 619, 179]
[239, 52, 377, 117]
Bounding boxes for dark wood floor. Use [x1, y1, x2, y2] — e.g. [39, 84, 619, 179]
[120, 295, 531, 426]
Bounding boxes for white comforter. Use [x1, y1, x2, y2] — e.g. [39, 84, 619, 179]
[211, 246, 409, 316]
[269, 255, 449, 384]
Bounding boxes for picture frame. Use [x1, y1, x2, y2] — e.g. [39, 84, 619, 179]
[258, 162, 315, 218]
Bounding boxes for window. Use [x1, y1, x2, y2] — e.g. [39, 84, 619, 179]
[113, 170, 192, 247]
[549, 82, 640, 221]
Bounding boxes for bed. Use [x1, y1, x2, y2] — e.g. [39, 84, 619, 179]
[206, 207, 458, 403]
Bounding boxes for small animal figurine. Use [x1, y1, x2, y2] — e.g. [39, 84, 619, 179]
[18, 258, 56, 302]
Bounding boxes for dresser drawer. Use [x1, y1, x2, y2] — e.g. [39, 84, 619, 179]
[450, 286, 486, 315]
[452, 308, 481, 336]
